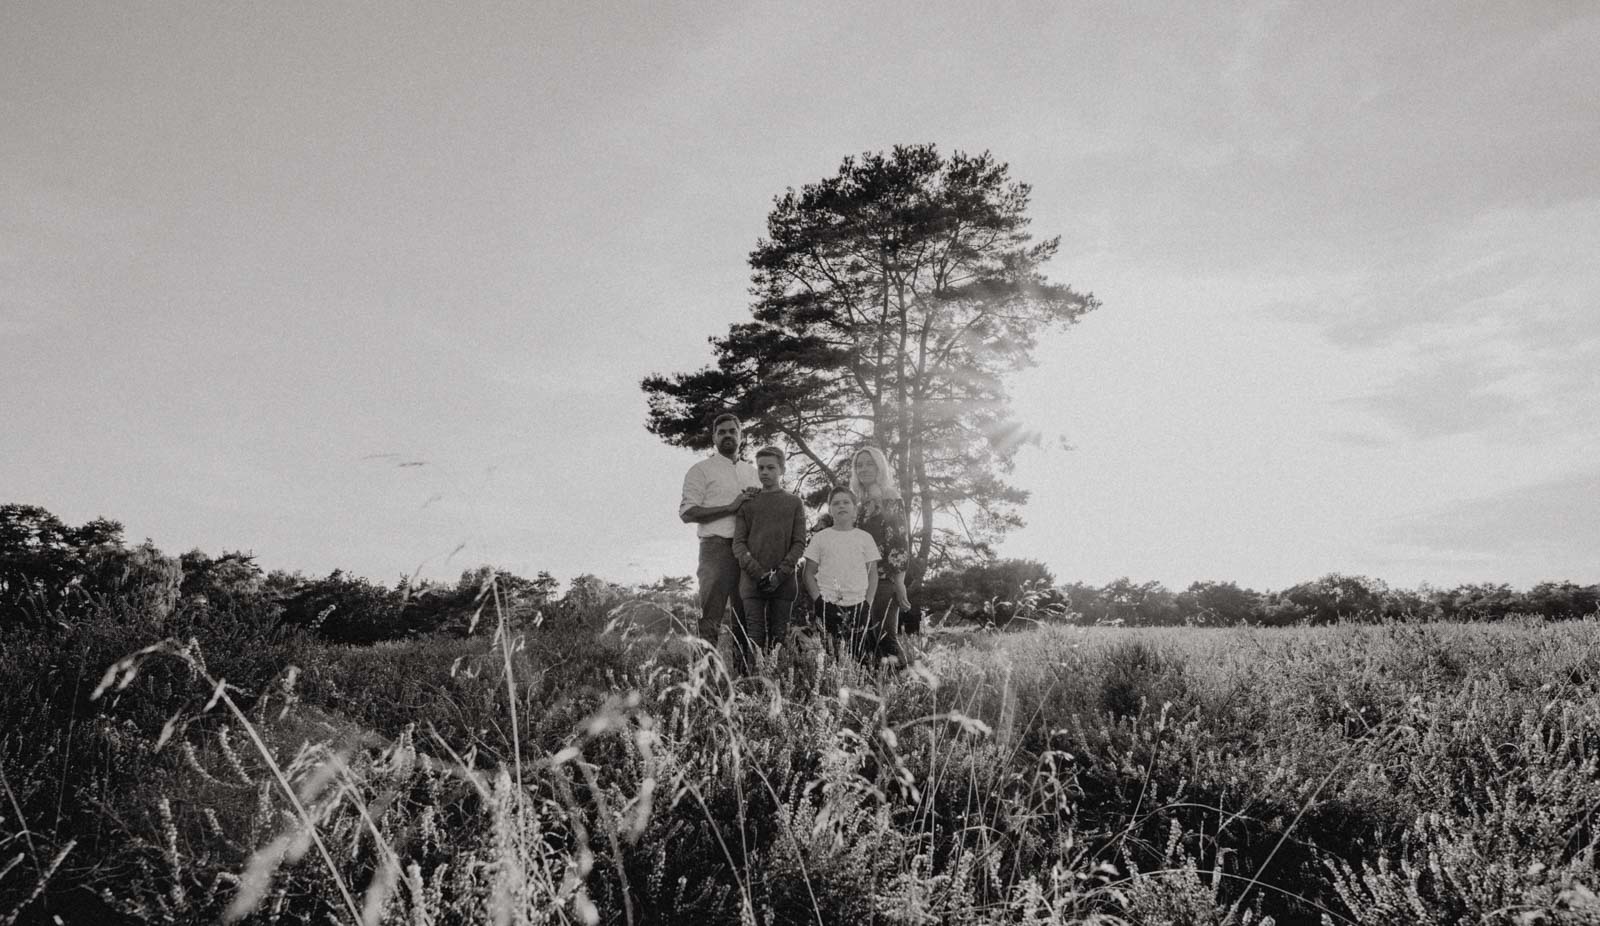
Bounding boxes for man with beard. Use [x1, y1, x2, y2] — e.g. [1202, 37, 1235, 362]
[679, 413, 760, 643]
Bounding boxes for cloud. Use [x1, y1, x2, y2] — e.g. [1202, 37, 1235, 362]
[0, 299, 55, 339]
[1349, 349, 1571, 441]
[1381, 467, 1600, 581]
[1322, 202, 1598, 348]
[1278, 200, 1600, 442]
[1323, 430, 1394, 449]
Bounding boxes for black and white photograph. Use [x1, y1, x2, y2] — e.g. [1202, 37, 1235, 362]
[3, 3, 1598, 923]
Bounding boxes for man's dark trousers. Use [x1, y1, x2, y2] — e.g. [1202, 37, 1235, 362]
[697, 537, 746, 643]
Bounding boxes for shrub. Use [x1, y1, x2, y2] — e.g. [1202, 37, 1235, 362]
[0, 592, 318, 920]
[919, 558, 1059, 624]
[0, 503, 125, 626]
[1266, 574, 1389, 625]
[1096, 637, 1189, 719]
[274, 569, 412, 644]
[1177, 580, 1265, 626]
[1433, 582, 1525, 622]
[82, 540, 182, 622]
[14, 535, 1600, 925]
[178, 549, 272, 613]
[1525, 581, 1600, 621]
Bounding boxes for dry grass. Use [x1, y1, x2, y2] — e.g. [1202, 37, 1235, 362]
[4, 591, 1600, 924]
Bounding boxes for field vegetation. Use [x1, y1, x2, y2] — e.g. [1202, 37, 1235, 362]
[3, 504, 1600, 924]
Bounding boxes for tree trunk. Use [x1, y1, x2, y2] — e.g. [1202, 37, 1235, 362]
[908, 293, 934, 592]
[909, 431, 934, 593]
[893, 277, 912, 521]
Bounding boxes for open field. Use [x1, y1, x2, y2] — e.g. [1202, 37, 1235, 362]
[4, 597, 1600, 925]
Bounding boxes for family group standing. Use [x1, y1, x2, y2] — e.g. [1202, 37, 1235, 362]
[678, 413, 910, 673]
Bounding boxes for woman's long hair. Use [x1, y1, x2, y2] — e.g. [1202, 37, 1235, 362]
[849, 446, 901, 503]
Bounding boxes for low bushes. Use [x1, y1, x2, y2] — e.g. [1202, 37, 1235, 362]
[7, 591, 1600, 923]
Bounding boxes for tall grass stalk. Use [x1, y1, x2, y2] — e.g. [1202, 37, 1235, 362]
[14, 587, 1600, 923]
[91, 640, 364, 924]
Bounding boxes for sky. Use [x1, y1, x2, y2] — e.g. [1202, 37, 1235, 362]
[3, 2, 1596, 592]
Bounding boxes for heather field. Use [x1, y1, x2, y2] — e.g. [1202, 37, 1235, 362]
[4, 589, 1600, 926]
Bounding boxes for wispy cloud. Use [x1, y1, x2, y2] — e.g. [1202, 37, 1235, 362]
[1381, 467, 1600, 582]
[1349, 340, 1595, 442]
[1278, 201, 1600, 442]
[0, 298, 53, 339]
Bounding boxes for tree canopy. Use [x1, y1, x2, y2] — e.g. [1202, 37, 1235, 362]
[642, 144, 1098, 586]
[0, 503, 124, 623]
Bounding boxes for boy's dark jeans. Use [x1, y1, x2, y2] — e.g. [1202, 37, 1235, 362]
[816, 595, 904, 670]
[734, 571, 798, 675]
[815, 599, 861, 642]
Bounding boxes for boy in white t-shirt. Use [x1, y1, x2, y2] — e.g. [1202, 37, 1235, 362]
[802, 487, 879, 662]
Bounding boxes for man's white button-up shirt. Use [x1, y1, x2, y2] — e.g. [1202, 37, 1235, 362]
[680, 453, 760, 539]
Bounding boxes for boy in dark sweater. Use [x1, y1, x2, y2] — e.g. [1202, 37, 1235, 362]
[731, 446, 808, 675]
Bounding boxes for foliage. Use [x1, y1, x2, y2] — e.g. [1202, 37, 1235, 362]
[920, 557, 1060, 624]
[13, 558, 1600, 924]
[9, 582, 1600, 921]
[1263, 574, 1391, 626]
[1031, 575, 1598, 629]
[397, 566, 561, 637]
[7, 503, 1600, 922]
[81, 541, 183, 623]
[1058, 578, 1183, 627]
[0, 587, 318, 923]
[642, 144, 1100, 585]
[273, 569, 412, 644]
[1433, 582, 1526, 622]
[1095, 638, 1189, 719]
[177, 549, 271, 613]
[1176, 581, 1265, 626]
[1525, 581, 1600, 621]
[560, 572, 629, 618]
[0, 503, 124, 625]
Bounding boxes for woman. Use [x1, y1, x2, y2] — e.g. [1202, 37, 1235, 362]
[843, 446, 912, 669]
